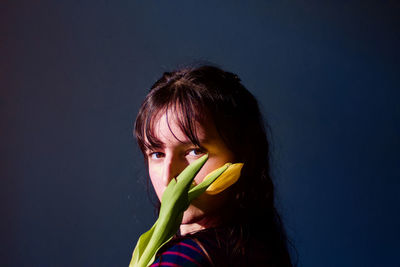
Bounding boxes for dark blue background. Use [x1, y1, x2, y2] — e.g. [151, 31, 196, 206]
[1, 1, 399, 266]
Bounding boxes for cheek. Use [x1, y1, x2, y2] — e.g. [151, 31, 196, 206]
[193, 145, 235, 184]
[149, 166, 163, 200]
[190, 187, 231, 213]
[194, 157, 230, 184]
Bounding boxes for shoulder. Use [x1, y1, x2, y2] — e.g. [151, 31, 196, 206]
[151, 238, 212, 267]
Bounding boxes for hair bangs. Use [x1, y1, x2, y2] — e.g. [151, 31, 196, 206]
[135, 82, 208, 154]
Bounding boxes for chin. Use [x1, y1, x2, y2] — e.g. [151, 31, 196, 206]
[181, 205, 205, 225]
[179, 192, 231, 235]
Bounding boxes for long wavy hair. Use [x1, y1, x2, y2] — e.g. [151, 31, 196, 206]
[135, 65, 294, 266]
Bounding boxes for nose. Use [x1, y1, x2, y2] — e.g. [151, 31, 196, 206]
[161, 155, 187, 186]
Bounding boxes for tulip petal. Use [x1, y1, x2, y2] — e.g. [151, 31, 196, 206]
[205, 163, 243, 195]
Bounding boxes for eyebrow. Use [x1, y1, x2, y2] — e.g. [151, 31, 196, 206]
[145, 137, 210, 152]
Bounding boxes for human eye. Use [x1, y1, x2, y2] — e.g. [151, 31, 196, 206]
[186, 148, 205, 157]
[148, 151, 165, 160]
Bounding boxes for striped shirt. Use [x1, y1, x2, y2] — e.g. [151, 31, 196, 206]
[150, 238, 212, 267]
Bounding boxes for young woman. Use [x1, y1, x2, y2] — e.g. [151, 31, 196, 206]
[133, 65, 293, 266]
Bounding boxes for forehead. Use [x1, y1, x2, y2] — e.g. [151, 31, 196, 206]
[146, 109, 214, 149]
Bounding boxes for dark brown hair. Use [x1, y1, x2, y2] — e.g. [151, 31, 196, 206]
[135, 64, 293, 266]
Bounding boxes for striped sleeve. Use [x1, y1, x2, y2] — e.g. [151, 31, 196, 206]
[150, 238, 210, 267]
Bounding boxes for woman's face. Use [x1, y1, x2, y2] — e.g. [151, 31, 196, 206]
[145, 111, 235, 231]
